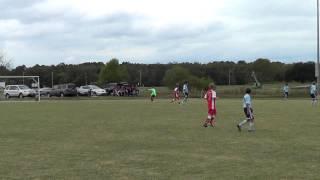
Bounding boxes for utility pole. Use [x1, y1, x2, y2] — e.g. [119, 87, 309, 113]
[317, 0, 320, 90]
[139, 70, 142, 87]
[22, 72, 25, 84]
[85, 73, 88, 85]
[228, 69, 231, 86]
[51, 72, 54, 88]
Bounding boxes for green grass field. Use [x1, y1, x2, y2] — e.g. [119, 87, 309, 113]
[0, 98, 319, 179]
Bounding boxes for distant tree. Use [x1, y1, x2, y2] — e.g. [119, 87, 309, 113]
[163, 65, 213, 90]
[252, 59, 274, 82]
[0, 51, 12, 70]
[163, 66, 192, 88]
[98, 59, 128, 84]
[0, 52, 13, 79]
[233, 61, 250, 85]
[2, 56, 315, 87]
[285, 62, 315, 82]
[189, 76, 213, 90]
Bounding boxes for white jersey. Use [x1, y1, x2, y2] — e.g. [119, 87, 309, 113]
[243, 93, 252, 108]
[310, 85, 317, 94]
[183, 84, 189, 93]
[283, 86, 289, 93]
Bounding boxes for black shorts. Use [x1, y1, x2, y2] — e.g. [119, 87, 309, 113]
[151, 95, 156, 98]
[244, 108, 254, 119]
[284, 92, 289, 97]
[184, 92, 189, 97]
[311, 94, 316, 99]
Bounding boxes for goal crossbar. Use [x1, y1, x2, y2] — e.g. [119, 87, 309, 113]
[0, 76, 39, 78]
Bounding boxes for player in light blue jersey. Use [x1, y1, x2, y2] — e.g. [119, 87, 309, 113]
[283, 83, 289, 100]
[310, 82, 318, 106]
[182, 81, 189, 104]
[237, 88, 255, 132]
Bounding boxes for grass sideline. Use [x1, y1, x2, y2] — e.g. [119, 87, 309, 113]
[0, 99, 319, 179]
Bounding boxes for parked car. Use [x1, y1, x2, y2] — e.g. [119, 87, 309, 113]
[38, 87, 53, 97]
[103, 83, 118, 95]
[50, 83, 77, 97]
[77, 85, 106, 96]
[4, 85, 36, 99]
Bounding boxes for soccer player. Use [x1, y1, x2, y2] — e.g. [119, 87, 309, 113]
[283, 83, 289, 100]
[203, 83, 217, 128]
[182, 81, 189, 104]
[171, 84, 180, 103]
[237, 88, 255, 132]
[148, 87, 157, 102]
[310, 82, 318, 106]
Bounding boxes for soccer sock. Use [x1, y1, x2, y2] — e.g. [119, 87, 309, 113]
[210, 118, 215, 126]
[239, 119, 247, 127]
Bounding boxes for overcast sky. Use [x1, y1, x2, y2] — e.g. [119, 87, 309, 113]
[0, 0, 318, 66]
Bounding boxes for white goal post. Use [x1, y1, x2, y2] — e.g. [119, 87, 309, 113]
[0, 76, 41, 102]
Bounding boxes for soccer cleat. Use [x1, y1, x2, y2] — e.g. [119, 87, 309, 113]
[237, 125, 242, 132]
[203, 124, 208, 128]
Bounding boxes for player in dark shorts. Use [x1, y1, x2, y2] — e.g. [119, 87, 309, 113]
[283, 83, 289, 100]
[182, 81, 189, 104]
[237, 88, 255, 132]
[148, 88, 157, 102]
[310, 82, 318, 106]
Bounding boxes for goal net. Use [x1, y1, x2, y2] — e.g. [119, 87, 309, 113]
[0, 76, 41, 102]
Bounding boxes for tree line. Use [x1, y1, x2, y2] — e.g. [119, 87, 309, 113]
[0, 58, 316, 88]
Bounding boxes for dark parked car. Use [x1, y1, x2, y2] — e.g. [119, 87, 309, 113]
[103, 83, 118, 95]
[50, 83, 77, 97]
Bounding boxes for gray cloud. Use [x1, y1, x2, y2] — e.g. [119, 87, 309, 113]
[0, 0, 318, 66]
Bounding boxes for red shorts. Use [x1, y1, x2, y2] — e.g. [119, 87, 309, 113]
[174, 93, 180, 99]
[208, 109, 217, 116]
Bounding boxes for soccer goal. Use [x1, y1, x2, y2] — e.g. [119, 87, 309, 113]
[0, 76, 41, 102]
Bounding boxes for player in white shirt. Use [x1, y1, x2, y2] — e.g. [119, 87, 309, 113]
[310, 82, 318, 106]
[283, 83, 289, 100]
[182, 81, 189, 104]
[237, 88, 255, 132]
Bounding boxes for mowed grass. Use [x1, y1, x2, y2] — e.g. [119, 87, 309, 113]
[0, 99, 319, 179]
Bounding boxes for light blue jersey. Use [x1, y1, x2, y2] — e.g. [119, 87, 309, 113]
[283, 85, 289, 93]
[310, 85, 317, 95]
[183, 84, 189, 94]
[243, 93, 252, 108]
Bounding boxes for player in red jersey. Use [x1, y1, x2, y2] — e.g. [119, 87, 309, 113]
[171, 84, 180, 103]
[203, 83, 217, 128]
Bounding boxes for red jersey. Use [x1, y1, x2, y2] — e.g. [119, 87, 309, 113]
[174, 87, 180, 98]
[204, 89, 217, 111]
